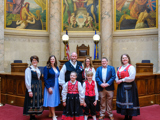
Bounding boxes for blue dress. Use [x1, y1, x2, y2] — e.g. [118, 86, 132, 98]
[43, 69, 61, 107]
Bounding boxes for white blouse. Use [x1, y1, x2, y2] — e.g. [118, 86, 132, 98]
[25, 65, 41, 92]
[115, 64, 136, 83]
[61, 80, 85, 103]
[83, 81, 99, 100]
[84, 67, 96, 81]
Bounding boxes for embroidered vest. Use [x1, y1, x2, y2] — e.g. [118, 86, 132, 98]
[65, 61, 83, 83]
[68, 81, 79, 94]
[117, 64, 131, 79]
[85, 80, 95, 96]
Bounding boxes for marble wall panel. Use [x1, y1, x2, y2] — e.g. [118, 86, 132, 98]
[113, 35, 158, 73]
[4, 36, 49, 72]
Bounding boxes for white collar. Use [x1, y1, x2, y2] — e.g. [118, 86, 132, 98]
[30, 65, 38, 70]
[123, 63, 129, 67]
[70, 60, 77, 66]
[70, 80, 76, 84]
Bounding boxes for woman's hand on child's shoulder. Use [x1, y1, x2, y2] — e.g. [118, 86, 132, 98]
[63, 102, 66, 107]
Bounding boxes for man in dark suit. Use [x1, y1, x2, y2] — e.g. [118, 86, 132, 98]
[96, 57, 116, 120]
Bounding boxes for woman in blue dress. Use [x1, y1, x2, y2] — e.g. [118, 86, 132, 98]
[43, 55, 61, 120]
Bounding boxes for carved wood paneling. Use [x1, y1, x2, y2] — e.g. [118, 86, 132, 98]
[1, 72, 160, 109]
[136, 79, 146, 96]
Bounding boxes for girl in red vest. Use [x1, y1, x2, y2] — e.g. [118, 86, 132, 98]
[83, 71, 98, 120]
[61, 71, 85, 120]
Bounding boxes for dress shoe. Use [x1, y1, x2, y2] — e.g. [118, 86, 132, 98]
[99, 116, 105, 120]
[109, 116, 114, 120]
[128, 116, 132, 120]
[124, 115, 128, 120]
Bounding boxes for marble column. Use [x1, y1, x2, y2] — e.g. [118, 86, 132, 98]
[49, 0, 61, 60]
[101, 0, 113, 65]
[158, 0, 160, 73]
[0, 0, 4, 72]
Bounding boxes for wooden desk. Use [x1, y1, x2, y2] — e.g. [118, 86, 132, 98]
[136, 63, 153, 73]
[1, 72, 160, 110]
[59, 60, 101, 70]
[11, 63, 28, 72]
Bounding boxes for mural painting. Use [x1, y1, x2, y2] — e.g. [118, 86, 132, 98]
[5, 0, 47, 31]
[62, 0, 100, 31]
[115, 0, 157, 30]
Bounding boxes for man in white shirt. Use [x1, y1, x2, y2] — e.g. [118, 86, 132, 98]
[96, 57, 116, 120]
[58, 52, 84, 86]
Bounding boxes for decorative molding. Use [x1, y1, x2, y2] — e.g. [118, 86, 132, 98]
[61, 32, 101, 38]
[113, 35, 158, 42]
[113, 28, 158, 37]
[4, 29, 49, 37]
[4, 36, 49, 43]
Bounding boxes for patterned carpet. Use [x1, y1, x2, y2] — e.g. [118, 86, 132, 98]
[0, 104, 160, 120]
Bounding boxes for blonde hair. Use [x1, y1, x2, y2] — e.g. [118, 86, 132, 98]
[84, 57, 94, 68]
[86, 71, 93, 76]
[70, 71, 77, 77]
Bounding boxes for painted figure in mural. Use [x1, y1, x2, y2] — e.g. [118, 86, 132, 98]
[70, 13, 77, 28]
[116, 0, 156, 30]
[83, 0, 98, 23]
[16, 2, 36, 29]
[85, 12, 93, 28]
[12, 0, 24, 14]
[116, 0, 148, 19]
[63, 0, 74, 24]
[35, 10, 44, 30]
[16, 16, 35, 29]
[73, 0, 85, 11]
[20, 2, 35, 20]
[135, 8, 151, 29]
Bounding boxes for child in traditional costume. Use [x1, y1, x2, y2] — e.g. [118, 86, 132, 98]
[62, 71, 85, 120]
[83, 71, 98, 120]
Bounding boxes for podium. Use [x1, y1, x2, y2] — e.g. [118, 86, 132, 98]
[11, 63, 28, 72]
[136, 63, 153, 73]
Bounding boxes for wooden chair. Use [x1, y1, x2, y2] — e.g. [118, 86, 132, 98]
[76, 44, 90, 60]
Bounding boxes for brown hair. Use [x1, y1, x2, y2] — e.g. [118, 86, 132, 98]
[86, 71, 93, 76]
[46, 55, 57, 68]
[30, 55, 39, 63]
[84, 57, 94, 68]
[121, 54, 131, 65]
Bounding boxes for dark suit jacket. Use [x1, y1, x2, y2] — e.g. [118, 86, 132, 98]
[96, 65, 116, 91]
[43, 66, 59, 89]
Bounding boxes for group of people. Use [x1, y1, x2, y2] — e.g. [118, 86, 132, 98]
[23, 52, 140, 120]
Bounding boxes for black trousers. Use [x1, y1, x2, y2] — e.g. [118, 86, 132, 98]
[84, 96, 96, 116]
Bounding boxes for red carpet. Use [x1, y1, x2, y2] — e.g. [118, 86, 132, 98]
[0, 104, 160, 120]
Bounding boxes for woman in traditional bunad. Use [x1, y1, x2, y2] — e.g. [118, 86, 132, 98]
[116, 54, 140, 120]
[23, 55, 43, 120]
